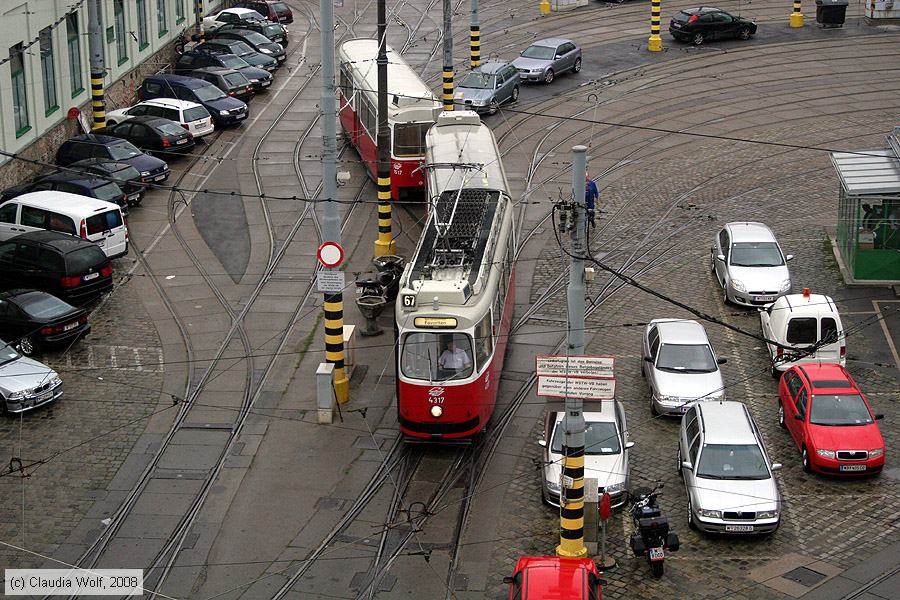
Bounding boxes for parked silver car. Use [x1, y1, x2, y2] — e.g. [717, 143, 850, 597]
[642, 319, 726, 415]
[712, 222, 793, 307]
[678, 401, 782, 535]
[511, 38, 582, 84]
[0, 339, 62, 414]
[538, 402, 633, 508]
[455, 62, 520, 114]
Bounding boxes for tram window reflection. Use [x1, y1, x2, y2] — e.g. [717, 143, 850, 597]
[401, 332, 473, 381]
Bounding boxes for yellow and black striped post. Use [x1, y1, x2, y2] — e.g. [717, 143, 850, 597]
[648, 0, 662, 52]
[442, 66, 455, 111]
[442, 0, 454, 111]
[557, 444, 588, 557]
[195, 0, 205, 42]
[374, 173, 396, 256]
[375, 1, 396, 258]
[324, 292, 350, 404]
[90, 73, 105, 129]
[790, 0, 804, 27]
[470, 26, 480, 69]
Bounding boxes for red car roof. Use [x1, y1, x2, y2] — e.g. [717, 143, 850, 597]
[513, 557, 598, 599]
[796, 363, 858, 392]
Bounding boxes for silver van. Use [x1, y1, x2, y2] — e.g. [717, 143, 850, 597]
[0, 191, 128, 259]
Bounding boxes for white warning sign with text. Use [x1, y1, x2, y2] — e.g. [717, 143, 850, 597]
[535, 355, 615, 378]
[537, 376, 616, 399]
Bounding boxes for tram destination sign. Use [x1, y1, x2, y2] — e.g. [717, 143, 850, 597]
[535, 355, 615, 379]
[537, 376, 616, 400]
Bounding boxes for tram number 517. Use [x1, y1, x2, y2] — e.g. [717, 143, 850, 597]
[401, 294, 416, 308]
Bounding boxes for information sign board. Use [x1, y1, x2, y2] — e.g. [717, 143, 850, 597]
[537, 376, 616, 399]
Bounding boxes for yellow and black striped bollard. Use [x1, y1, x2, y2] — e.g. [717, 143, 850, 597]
[790, 0, 804, 27]
[374, 173, 396, 256]
[470, 26, 480, 69]
[90, 72, 105, 129]
[442, 66, 455, 111]
[324, 292, 350, 404]
[557, 444, 588, 557]
[196, 0, 205, 42]
[648, 0, 662, 52]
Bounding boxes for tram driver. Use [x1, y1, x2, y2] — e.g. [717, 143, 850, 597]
[438, 337, 472, 377]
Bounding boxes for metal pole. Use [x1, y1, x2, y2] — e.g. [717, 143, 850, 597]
[321, 0, 349, 404]
[87, 0, 105, 129]
[195, 0, 205, 42]
[470, 0, 480, 69]
[442, 0, 454, 111]
[648, 0, 662, 52]
[557, 145, 588, 558]
[374, 0, 396, 256]
[790, 0, 804, 27]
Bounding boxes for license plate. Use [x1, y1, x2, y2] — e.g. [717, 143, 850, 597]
[755, 295, 775, 302]
[725, 525, 754, 532]
[154, 174, 166, 181]
[649, 547, 665, 561]
[64, 322, 78, 331]
[261, 80, 271, 87]
[176, 138, 188, 145]
[128, 193, 141, 202]
[83, 272, 99, 281]
[277, 56, 285, 62]
[672, 22, 682, 28]
[840, 464, 866, 472]
[38, 391, 53, 401]
[235, 113, 246, 119]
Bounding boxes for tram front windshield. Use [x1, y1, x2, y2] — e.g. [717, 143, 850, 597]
[401, 332, 474, 381]
[393, 122, 430, 157]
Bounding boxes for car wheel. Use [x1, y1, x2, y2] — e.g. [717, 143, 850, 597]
[677, 448, 683, 476]
[802, 447, 811, 473]
[17, 336, 35, 356]
[650, 397, 659, 416]
[640, 360, 646, 378]
[778, 403, 786, 428]
[692, 32, 704, 45]
[511, 85, 520, 102]
[572, 58, 582, 74]
[687, 498, 698, 530]
[541, 486, 552, 506]
[739, 27, 752, 40]
[543, 69, 555, 84]
[488, 100, 499, 115]
[721, 281, 730, 305]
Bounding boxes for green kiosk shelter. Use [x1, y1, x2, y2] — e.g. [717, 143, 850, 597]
[831, 127, 900, 284]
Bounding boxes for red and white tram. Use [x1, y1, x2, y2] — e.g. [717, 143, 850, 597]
[337, 39, 441, 201]
[395, 111, 516, 440]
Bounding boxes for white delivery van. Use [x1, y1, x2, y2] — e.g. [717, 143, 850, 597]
[759, 290, 845, 377]
[0, 191, 128, 259]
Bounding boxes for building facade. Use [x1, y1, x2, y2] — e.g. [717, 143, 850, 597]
[0, 0, 223, 188]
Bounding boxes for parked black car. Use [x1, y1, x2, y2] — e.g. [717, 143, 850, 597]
[0, 172, 128, 211]
[0, 289, 89, 355]
[196, 39, 277, 71]
[0, 231, 113, 306]
[139, 74, 249, 127]
[67, 158, 145, 206]
[96, 116, 195, 156]
[189, 68, 254, 100]
[669, 7, 757, 45]
[218, 19, 288, 46]
[56, 134, 170, 184]
[211, 29, 286, 65]
[174, 50, 273, 91]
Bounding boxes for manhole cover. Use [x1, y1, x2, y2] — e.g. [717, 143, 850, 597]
[783, 566, 827, 587]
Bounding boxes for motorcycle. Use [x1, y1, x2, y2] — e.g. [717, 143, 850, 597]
[628, 483, 680, 578]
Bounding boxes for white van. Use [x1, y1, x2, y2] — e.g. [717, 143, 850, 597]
[759, 290, 845, 377]
[0, 191, 128, 259]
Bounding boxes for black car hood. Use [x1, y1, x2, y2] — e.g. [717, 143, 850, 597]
[237, 65, 271, 80]
[121, 153, 168, 172]
[205, 95, 247, 112]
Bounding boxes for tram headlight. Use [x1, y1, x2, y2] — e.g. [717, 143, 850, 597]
[430, 405, 443, 418]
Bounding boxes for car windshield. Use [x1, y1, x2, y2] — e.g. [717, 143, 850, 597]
[730, 242, 784, 267]
[460, 72, 495, 89]
[241, 31, 271, 44]
[93, 181, 124, 200]
[18, 292, 74, 319]
[115, 164, 142, 181]
[262, 24, 283, 37]
[656, 343, 717, 373]
[184, 106, 210, 121]
[230, 41, 255, 55]
[697, 444, 770, 479]
[108, 142, 142, 160]
[0, 340, 20, 366]
[401, 332, 474, 381]
[552, 420, 621, 455]
[194, 85, 227, 101]
[224, 72, 249, 86]
[273, 2, 289, 11]
[521, 45, 556, 60]
[810, 394, 873, 426]
[673, 11, 693, 22]
[220, 55, 250, 68]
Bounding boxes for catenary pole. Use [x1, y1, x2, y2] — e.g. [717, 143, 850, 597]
[442, 0, 454, 110]
[470, 0, 480, 68]
[557, 145, 588, 558]
[321, 0, 349, 404]
[195, 0, 205, 42]
[87, 0, 105, 129]
[374, 0, 396, 256]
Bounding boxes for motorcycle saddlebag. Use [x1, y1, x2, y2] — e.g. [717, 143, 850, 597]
[630, 531, 646, 557]
[638, 516, 670, 538]
[666, 531, 680, 552]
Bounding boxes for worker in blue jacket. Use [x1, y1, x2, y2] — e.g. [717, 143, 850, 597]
[585, 175, 598, 229]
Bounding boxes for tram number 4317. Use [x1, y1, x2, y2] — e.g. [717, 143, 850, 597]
[401, 294, 416, 307]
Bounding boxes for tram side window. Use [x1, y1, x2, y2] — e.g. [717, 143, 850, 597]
[338, 65, 353, 101]
[401, 332, 474, 381]
[475, 313, 493, 369]
[359, 96, 376, 136]
[394, 122, 429, 157]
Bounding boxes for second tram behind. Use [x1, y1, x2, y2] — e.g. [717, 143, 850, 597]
[395, 110, 516, 440]
[337, 39, 441, 201]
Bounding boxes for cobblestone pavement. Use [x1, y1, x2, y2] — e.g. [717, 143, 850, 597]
[0, 272, 164, 570]
[480, 32, 900, 600]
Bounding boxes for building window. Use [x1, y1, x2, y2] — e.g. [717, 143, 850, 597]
[66, 14, 84, 97]
[157, 0, 168, 37]
[9, 44, 30, 136]
[175, 0, 185, 23]
[114, 0, 127, 64]
[137, 0, 149, 49]
[40, 27, 59, 116]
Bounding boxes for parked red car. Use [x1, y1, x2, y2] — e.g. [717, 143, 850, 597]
[778, 364, 885, 475]
[504, 556, 603, 599]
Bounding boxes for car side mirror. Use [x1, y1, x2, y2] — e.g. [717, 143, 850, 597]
[643, 356, 654, 363]
[794, 414, 803, 421]
[771, 462, 783, 472]
[681, 461, 693, 471]
[785, 254, 794, 261]
[716, 254, 726, 262]
[625, 441, 635, 449]
[875, 414, 884, 420]
[502, 576, 514, 584]
[537, 439, 547, 447]
[717, 357, 727, 365]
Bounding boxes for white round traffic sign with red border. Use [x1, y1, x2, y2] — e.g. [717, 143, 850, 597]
[317, 241, 344, 268]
